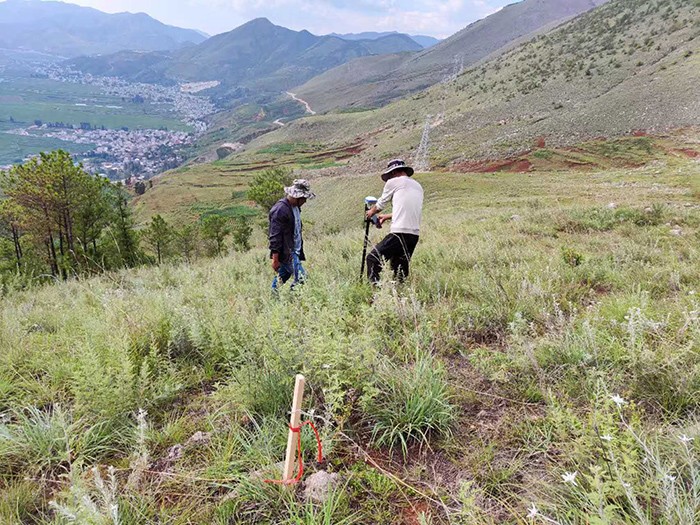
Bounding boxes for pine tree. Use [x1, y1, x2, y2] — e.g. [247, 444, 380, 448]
[143, 215, 172, 265]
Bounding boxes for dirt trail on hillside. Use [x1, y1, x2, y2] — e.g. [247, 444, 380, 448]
[286, 91, 316, 115]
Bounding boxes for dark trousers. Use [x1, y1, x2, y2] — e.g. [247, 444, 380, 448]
[367, 233, 419, 284]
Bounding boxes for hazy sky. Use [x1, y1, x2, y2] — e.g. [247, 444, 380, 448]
[36, 0, 514, 38]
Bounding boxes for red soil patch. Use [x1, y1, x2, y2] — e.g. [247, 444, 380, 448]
[402, 501, 430, 525]
[534, 136, 546, 148]
[330, 144, 366, 160]
[673, 148, 700, 158]
[564, 160, 596, 170]
[631, 129, 649, 137]
[454, 158, 533, 173]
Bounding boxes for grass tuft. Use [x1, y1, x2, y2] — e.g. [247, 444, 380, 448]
[363, 352, 454, 457]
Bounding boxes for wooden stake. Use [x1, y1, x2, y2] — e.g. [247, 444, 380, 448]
[283, 374, 305, 482]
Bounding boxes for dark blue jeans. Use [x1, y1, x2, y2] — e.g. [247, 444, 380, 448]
[272, 253, 306, 292]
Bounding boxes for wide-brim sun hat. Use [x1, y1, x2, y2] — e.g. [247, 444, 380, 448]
[284, 178, 316, 199]
[381, 159, 414, 182]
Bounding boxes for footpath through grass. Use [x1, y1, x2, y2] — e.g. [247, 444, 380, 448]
[1, 159, 699, 523]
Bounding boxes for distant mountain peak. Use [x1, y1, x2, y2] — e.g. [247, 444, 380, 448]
[244, 17, 275, 28]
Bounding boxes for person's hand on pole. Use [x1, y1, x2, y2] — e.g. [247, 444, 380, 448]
[378, 213, 391, 226]
[366, 205, 378, 220]
[272, 253, 281, 272]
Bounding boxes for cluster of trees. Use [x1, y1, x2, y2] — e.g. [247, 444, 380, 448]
[0, 150, 140, 281]
[39, 122, 109, 130]
[140, 166, 293, 266]
[0, 152, 292, 291]
[141, 213, 253, 265]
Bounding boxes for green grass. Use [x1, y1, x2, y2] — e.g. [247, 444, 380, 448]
[192, 204, 260, 220]
[1, 158, 700, 523]
[257, 143, 312, 155]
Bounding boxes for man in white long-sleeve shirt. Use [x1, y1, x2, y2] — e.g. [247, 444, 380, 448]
[365, 159, 424, 284]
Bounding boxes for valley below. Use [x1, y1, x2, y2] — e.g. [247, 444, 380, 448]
[0, 65, 217, 178]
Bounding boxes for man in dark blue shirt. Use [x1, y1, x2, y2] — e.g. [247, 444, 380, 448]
[268, 179, 315, 291]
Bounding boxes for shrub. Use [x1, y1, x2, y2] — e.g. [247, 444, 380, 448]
[50, 465, 121, 525]
[562, 246, 584, 267]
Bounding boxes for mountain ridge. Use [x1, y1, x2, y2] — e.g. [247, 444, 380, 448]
[294, 0, 611, 113]
[68, 18, 423, 100]
[0, 0, 207, 58]
[330, 31, 441, 48]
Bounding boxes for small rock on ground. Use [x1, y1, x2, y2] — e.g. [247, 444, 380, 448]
[303, 471, 340, 504]
[186, 431, 212, 447]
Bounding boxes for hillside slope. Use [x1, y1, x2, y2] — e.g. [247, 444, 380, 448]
[0, 0, 205, 58]
[294, 0, 610, 112]
[2, 157, 700, 523]
[243, 0, 700, 168]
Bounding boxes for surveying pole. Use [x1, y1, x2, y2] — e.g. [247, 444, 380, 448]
[360, 196, 378, 279]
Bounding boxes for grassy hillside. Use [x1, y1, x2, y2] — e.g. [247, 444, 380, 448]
[294, 0, 609, 113]
[137, 130, 699, 223]
[240, 0, 699, 171]
[1, 157, 699, 523]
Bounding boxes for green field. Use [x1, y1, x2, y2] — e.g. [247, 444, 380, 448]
[0, 102, 188, 132]
[0, 75, 189, 131]
[1, 155, 699, 523]
[0, 133, 94, 165]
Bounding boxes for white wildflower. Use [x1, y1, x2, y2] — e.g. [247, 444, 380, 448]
[679, 434, 694, 444]
[622, 482, 631, 489]
[562, 471, 578, 486]
[601, 435, 613, 442]
[665, 474, 677, 482]
[527, 503, 539, 518]
[610, 394, 627, 407]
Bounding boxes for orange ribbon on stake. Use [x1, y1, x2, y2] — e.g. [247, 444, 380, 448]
[264, 421, 323, 485]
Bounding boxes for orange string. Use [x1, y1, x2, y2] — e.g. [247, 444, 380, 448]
[264, 421, 323, 485]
